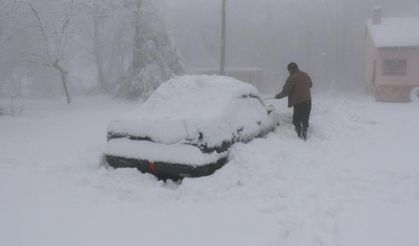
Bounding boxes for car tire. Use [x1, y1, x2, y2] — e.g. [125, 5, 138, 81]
[410, 87, 419, 103]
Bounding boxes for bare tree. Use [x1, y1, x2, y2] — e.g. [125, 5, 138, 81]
[26, 0, 76, 104]
[78, 0, 138, 94]
[85, 0, 115, 93]
[93, 12, 107, 92]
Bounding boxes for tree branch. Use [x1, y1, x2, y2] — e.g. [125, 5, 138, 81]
[27, 2, 53, 66]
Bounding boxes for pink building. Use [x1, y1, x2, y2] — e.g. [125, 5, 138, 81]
[365, 8, 419, 102]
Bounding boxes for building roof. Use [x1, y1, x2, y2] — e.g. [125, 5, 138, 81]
[367, 17, 419, 48]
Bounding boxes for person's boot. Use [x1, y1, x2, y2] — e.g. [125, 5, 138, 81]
[301, 127, 308, 141]
[295, 126, 302, 138]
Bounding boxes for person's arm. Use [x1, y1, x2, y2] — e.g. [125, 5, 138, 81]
[275, 77, 294, 99]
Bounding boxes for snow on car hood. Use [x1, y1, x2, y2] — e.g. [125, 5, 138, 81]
[108, 75, 274, 147]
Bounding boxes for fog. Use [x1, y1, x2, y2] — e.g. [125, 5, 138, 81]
[1, 2, 419, 243]
[1, 0, 419, 101]
[160, 0, 419, 92]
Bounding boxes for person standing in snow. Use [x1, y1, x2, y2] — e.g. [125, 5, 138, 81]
[275, 62, 312, 140]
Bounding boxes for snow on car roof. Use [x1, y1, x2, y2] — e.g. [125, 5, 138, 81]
[367, 17, 419, 48]
[108, 75, 270, 146]
[131, 75, 258, 120]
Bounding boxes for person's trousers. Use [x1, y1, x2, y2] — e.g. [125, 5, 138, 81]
[293, 101, 312, 136]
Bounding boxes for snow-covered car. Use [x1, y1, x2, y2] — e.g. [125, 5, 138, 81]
[104, 75, 280, 180]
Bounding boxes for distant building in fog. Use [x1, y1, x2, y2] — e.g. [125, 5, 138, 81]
[365, 8, 419, 102]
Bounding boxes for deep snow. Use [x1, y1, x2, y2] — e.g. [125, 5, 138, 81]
[1, 93, 419, 246]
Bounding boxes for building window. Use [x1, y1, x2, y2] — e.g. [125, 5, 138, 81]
[382, 59, 407, 76]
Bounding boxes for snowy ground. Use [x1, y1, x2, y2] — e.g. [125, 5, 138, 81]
[1, 93, 419, 246]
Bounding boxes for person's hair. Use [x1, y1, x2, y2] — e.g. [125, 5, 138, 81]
[287, 62, 299, 72]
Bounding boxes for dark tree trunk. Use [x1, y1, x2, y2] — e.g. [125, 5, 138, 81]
[55, 64, 71, 104]
[94, 18, 107, 92]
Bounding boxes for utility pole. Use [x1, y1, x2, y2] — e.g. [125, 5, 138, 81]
[133, 0, 143, 76]
[220, 0, 227, 75]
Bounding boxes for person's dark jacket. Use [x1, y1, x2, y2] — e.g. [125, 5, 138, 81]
[275, 70, 312, 107]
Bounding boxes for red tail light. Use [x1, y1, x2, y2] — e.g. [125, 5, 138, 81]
[148, 162, 157, 173]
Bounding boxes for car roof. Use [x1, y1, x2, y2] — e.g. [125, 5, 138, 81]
[123, 75, 259, 122]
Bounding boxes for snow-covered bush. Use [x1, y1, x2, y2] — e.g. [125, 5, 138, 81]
[116, 0, 184, 99]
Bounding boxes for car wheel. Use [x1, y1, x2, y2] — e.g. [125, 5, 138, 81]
[410, 87, 419, 103]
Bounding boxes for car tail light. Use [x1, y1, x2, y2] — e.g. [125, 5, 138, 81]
[148, 162, 157, 173]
